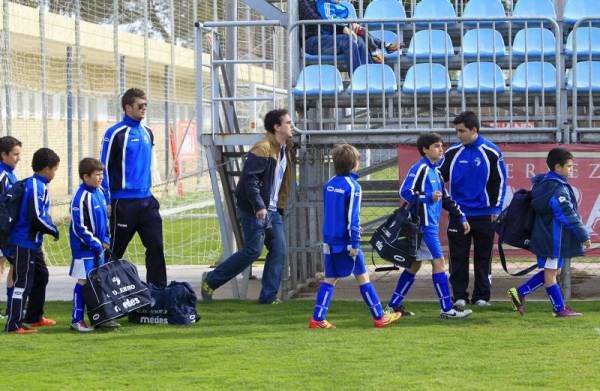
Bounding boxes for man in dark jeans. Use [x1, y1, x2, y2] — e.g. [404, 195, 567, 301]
[100, 88, 167, 288]
[201, 109, 293, 304]
[299, 0, 369, 71]
[439, 111, 507, 308]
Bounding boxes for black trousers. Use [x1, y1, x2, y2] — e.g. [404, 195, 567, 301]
[447, 215, 494, 303]
[110, 196, 167, 287]
[5, 247, 48, 331]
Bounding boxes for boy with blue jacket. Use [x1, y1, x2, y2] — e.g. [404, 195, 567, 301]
[5, 148, 60, 333]
[69, 158, 110, 332]
[387, 133, 473, 319]
[309, 144, 401, 328]
[508, 148, 591, 317]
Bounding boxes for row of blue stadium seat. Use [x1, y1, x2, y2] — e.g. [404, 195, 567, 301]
[293, 62, 600, 96]
[360, 0, 599, 26]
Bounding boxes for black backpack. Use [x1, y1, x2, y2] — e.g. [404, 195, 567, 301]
[0, 180, 26, 247]
[369, 200, 420, 270]
[493, 189, 537, 276]
[128, 281, 200, 326]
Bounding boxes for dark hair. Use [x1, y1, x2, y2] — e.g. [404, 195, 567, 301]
[264, 109, 289, 134]
[453, 111, 480, 133]
[416, 132, 443, 156]
[32, 148, 60, 172]
[0, 136, 22, 157]
[546, 148, 574, 170]
[79, 157, 103, 180]
[121, 88, 146, 111]
[332, 144, 360, 175]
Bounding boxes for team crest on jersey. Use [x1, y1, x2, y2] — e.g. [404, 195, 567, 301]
[474, 157, 481, 167]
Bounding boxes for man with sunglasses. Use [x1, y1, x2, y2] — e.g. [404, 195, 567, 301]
[100, 88, 167, 287]
[439, 111, 507, 308]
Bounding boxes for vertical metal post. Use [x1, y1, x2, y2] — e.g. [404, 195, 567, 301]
[2, 0, 11, 135]
[143, 0, 150, 122]
[226, 1, 237, 95]
[164, 65, 170, 182]
[120, 55, 126, 95]
[113, 0, 120, 121]
[40, 0, 48, 146]
[75, 0, 83, 161]
[169, 0, 177, 182]
[66, 46, 74, 194]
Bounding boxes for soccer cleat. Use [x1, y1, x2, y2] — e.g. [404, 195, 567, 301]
[200, 274, 213, 303]
[553, 306, 582, 318]
[71, 320, 94, 332]
[9, 327, 38, 334]
[25, 317, 56, 327]
[507, 287, 525, 316]
[374, 311, 402, 328]
[308, 318, 336, 329]
[386, 304, 415, 317]
[440, 306, 473, 320]
[473, 299, 491, 307]
[454, 299, 467, 308]
[96, 320, 121, 328]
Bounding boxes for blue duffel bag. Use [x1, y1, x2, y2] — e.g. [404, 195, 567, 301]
[128, 281, 200, 325]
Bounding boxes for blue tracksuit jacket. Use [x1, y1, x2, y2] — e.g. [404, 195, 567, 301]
[9, 174, 58, 250]
[100, 114, 154, 203]
[322, 172, 361, 252]
[439, 135, 507, 216]
[400, 157, 466, 229]
[69, 183, 110, 260]
[0, 161, 18, 194]
[529, 172, 590, 258]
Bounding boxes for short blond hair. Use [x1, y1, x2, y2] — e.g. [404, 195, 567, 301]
[332, 144, 360, 175]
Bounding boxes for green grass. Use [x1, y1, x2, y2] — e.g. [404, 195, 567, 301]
[2, 300, 600, 389]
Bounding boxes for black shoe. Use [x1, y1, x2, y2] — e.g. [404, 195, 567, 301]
[388, 304, 415, 317]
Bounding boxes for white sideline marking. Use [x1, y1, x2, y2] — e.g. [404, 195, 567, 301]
[160, 201, 215, 217]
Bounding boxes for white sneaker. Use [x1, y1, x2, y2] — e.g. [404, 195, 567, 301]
[454, 299, 467, 308]
[440, 306, 473, 320]
[473, 299, 491, 307]
[71, 320, 94, 332]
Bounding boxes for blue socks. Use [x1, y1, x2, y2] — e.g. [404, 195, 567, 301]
[432, 272, 453, 312]
[518, 270, 544, 297]
[6, 287, 13, 315]
[359, 282, 384, 320]
[312, 282, 335, 321]
[389, 270, 416, 308]
[72, 284, 85, 323]
[545, 283, 564, 313]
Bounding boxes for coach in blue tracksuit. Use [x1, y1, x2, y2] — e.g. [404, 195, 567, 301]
[100, 88, 167, 287]
[439, 111, 507, 307]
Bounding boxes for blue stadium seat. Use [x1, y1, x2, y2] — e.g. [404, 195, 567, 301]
[511, 61, 557, 93]
[349, 64, 397, 94]
[567, 61, 600, 92]
[402, 63, 451, 94]
[563, 0, 600, 26]
[512, 0, 556, 22]
[341, 0, 358, 19]
[512, 28, 556, 58]
[462, 29, 506, 59]
[368, 30, 401, 61]
[413, 0, 457, 26]
[406, 30, 454, 60]
[458, 62, 506, 93]
[462, 0, 506, 26]
[364, 0, 406, 30]
[565, 27, 600, 58]
[293, 65, 345, 96]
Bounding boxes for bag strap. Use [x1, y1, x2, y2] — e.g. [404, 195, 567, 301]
[498, 241, 538, 276]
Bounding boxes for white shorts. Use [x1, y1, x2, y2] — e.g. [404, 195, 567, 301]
[69, 257, 103, 280]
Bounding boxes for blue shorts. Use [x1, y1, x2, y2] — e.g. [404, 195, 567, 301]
[69, 257, 105, 280]
[537, 256, 563, 270]
[415, 227, 443, 261]
[324, 248, 367, 278]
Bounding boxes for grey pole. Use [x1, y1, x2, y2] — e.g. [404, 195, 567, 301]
[164, 65, 170, 181]
[40, 0, 48, 146]
[227, 1, 237, 95]
[113, 0, 120, 121]
[2, 0, 11, 135]
[66, 46, 74, 194]
[75, 0, 83, 161]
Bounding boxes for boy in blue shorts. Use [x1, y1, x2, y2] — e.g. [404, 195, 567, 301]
[508, 148, 591, 317]
[309, 144, 401, 329]
[386, 133, 473, 319]
[5, 148, 60, 333]
[0, 136, 21, 319]
[69, 158, 111, 332]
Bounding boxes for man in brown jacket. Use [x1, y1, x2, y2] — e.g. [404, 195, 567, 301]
[201, 109, 293, 304]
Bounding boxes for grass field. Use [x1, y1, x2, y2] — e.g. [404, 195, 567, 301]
[2, 300, 599, 389]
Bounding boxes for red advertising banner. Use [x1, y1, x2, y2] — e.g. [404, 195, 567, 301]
[397, 143, 600, 255]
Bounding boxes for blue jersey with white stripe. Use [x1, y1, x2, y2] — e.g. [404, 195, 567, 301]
[69, 183, 110, 260]
[0, 161, 18, 194]
[100, 114, 153, 203]
[322, 172, 362, 252]
[9, 174, 58, 250]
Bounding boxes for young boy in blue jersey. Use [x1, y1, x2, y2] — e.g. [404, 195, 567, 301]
[69, 158, 110, 332]
[508, 148, 591, 317]
[309, 144, 401, 329]
[4, 148, 60, 333]
[0, 136, 22, 320]
[386, 133, 473, 319]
